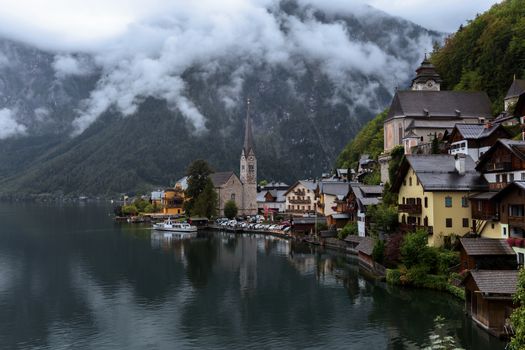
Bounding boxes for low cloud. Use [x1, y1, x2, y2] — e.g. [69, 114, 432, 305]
[52, 54, 94, 79]
[0, 0, 448, 135]
[0, 108, 27, 139]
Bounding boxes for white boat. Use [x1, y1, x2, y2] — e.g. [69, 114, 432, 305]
[152, 218, 198, 234]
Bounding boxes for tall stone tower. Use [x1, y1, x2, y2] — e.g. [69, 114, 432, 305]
[411, 53, 442, 91]
[240, 99, 257, 215]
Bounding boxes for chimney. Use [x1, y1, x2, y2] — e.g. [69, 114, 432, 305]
[484, 121, 493, 129]
[455, 154, 466, 175]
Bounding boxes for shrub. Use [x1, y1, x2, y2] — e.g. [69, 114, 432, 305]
[337, 222, 358, 239]
[437, 250, 460, 275]
[372, 240, 386, 264]
[122, 204, 138, 216]
[143, 204, 155, 213]
[386, 269, 402, 285]
[400, 229, 429, 268]
[224, 200, 238, 219]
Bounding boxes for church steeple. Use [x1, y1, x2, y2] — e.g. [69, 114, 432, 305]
[411, 53, 442, 91]
[243, 98, 255, 156]
[240, 98, 257, 187]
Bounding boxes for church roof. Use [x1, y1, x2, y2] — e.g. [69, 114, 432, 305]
[505, 79, 525, 99]
[243, 101, 255, 155]
[210, 172, 236, 187]
[452, 123, 510, 140]
[386, 91, 492, 122]
[411, 55, 442, 85]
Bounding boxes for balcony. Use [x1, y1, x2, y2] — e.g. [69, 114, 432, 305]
[398, 203, 422, 214]
[509, 216, 525, 227]
[485, 161, 512, 172]
[289, 198, 311, 204]
[399, 223, 433, 235]
[508, 237, 525, 248]
[293, 190, 306, 196]
[489, 182, 508, 191]
[472, 211, 499, 221]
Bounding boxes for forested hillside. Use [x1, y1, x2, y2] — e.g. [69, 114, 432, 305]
[431, 0, 525, 111]
[336, 110, 386, 169]
[337, 0, 525, 170]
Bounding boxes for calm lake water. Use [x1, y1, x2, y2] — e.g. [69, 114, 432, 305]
[0, 203, 506, 349]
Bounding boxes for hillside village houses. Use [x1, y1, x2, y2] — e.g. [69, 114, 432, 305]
[379, 55, 493, 183]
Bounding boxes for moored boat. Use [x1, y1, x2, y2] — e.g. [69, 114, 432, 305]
[152, 218, 198, 234]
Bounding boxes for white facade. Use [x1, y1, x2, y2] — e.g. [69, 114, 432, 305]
[449, 140, 490, 163]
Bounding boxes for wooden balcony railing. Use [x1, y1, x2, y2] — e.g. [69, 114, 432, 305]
[399, 223, 433, 235]
[485, 161, 512, 172]
[398, 203, 422, 214]
[471, 211, 499, 221]
[289, 198, 311, 204]
[489, 182, 508, 191]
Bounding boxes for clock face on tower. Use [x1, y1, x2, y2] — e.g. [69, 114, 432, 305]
[426, 80, 434, 88]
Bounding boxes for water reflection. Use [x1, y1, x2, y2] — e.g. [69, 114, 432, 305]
[0, 204, 506, 349]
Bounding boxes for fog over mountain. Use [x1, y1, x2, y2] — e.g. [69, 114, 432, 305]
[0, 0, 442, 197]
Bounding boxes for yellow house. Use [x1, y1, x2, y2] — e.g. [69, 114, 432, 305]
[392, 154, 488, 247]
[162, 183, 185, 215]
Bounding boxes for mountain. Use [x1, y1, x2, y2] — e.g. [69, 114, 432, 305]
[0, 1, 442, 198]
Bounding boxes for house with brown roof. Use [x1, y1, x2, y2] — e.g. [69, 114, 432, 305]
[458, 238, 516, 271]
[462, 270, 518, 338]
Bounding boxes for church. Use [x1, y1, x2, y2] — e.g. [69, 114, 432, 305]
[210, 101, 258, 216]
[379, 55, 493, 183]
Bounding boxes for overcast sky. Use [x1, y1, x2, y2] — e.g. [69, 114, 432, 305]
[0, 0, 501, 51]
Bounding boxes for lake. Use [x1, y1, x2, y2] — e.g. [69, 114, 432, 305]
[0, 203, 506, 349]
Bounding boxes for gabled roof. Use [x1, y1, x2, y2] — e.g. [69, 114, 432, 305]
[356, 237, 374, 256]
[476, 139, 525, 171]
[451, 123, 510, 141]
[392, 155, 487, 192]
[464, 270, 518, 296]
[386, 91, 492, 122]
[283, 180, 317, 196]
[493, 181, 525, 202]
[459, 238, 515, 256]
[350, 183, 383, 211]
[505, 79, 525, 99]
[210, 172, 236, 187]
[320, 182, 350, 197]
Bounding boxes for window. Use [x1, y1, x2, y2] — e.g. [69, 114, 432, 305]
[509, 205, 525, 217]
[496, 174, 501, 182]
[522, 173, 525, 181]
[446, 218, 453, 228]
[241, 165, 245, 171]
[519, 253, 524, 267]
[248, 165, 254, 172]
[417, 217, 421, 225]
[445, 196, 452, 208]
[416, 177, 420, 186]
[231, 193, 235, 201]
[503, 174, 508, 183]
[503, 227, 507, 236]
[462, 218, 469, 228]
[424, 216, 428, 226]
[409, 177, 412, 186]
[424, 197, 428, 208]
[510, 173, 515, 182]
[461, 196, 469, 208]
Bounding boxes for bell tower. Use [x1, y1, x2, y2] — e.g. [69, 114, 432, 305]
[240, 99, 257, 215]
[411, 53, 442, 91]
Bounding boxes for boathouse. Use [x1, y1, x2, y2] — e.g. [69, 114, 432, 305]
[459, 238, 517, 271]
[462, 270, 517, 338]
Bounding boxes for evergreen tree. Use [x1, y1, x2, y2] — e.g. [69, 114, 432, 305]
[184, 160, 214, 215]
[224, 200, 238, 219]
[192, 178, 218, 218]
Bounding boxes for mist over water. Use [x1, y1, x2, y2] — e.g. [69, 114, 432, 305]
[0, 203, 505, 349]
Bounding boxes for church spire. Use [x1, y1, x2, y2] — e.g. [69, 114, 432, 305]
[243, 98, 254, 155]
